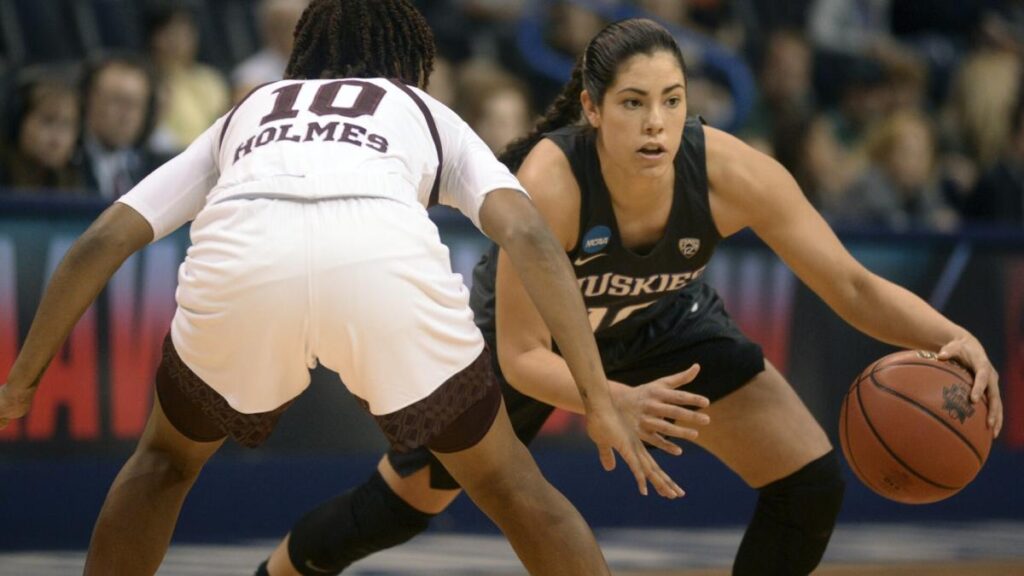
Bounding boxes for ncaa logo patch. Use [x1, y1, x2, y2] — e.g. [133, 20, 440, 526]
[678, 238, 700, 258]
[582, 226, 612, 254]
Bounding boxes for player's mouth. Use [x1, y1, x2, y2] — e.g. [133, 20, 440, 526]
[637, 143, 667, 160]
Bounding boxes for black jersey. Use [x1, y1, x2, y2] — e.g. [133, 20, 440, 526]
[470, 116, 721, 341]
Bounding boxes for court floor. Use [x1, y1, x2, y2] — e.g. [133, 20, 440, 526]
[1, 522, 1022, 575]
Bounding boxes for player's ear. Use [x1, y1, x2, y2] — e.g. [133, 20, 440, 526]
[581, 90, 600, 129]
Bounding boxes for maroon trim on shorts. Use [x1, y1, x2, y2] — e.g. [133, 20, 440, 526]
[155, 334, 293, 448]
[368, 349, 499, 453]
[426, 374, 502, 453]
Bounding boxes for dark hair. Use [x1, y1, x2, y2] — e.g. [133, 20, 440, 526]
[285, 0, 435, 87]
[143, 2, 196, 46]
[4, 69, 79, 145]
[80, 52, 159, 147]
[500, 18, 686, 171]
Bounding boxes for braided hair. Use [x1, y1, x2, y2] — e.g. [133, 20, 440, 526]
[500, 18, 687, 172]
[285, 0, 435, 88]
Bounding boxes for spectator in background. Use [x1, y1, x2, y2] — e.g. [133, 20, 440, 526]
[838, 109, 958, 231]
[966, 90, 1024, 226]
[458, 0, 527, 57]
[809, 0, 909, 66]
[636, 0, 747, 51]
[774, 114, 863, 218]
[231, 0, 308, 102]
[944, 49, 1022, 172]
[521, 0, 609, 109]
[940, 49, 1022, 210]
[809, 0, 930, 113]
[0, 74, 83, 193]
[458, 59, 532, 153]
[80, 55, 160, 200]
[743, 29, 815, 152]
[549, 0, 608, 60]
[146, 3, 230, 154]
[887, 54, 930, 113]
[426, 55, 458, 109]
[979, 0, 1024, 57]
[826, 58, 890, 150]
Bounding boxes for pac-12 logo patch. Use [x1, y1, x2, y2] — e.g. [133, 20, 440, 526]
[678, 238, 700, 258]
[582, 226, 612, 254]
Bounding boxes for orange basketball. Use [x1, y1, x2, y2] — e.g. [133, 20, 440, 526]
[839, 350, 992, 504]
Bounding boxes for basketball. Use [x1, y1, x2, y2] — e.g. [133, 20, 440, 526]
[839, 350, 992, 504]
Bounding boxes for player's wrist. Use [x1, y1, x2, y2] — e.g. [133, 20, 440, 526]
[580, 384, 615, 414]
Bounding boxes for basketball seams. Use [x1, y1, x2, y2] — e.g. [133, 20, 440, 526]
[854, 377, 960, 491]
[842, 380, 885, 497]
[868, 369, 985, 465]
[872, 359, 972, 386]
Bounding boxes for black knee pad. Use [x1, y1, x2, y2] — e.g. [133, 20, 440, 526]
[733, 450, 846, 576]
[288, 470, 434, 575]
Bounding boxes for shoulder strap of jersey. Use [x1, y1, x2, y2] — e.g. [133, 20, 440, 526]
[219, 81, 274, 148]
[388, 79, 443, 207]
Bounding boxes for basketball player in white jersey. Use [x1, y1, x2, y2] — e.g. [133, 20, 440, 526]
[0, 2, 683, 574]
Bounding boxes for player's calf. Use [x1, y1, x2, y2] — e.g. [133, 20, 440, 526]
[279, 469, 434, 575]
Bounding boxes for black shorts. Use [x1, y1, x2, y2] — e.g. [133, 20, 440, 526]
[387, 282, 765, 490]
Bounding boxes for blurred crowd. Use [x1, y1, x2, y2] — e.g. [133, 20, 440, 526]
[0, 0, 1021, 230]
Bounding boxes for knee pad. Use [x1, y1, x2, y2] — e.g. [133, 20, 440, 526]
[734, 450, 846, 576]
[288, 470, 434, 575]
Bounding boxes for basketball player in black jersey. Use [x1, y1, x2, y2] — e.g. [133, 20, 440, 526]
[259, 18, 1003, 576]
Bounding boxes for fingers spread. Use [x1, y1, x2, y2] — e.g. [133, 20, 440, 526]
[641, 416, 700, 441]
[641, 451, 683, 499]
[661, 364, 701, 389]
[646, 402, 710, 426]
[642, 431, 683, 455]
[618, 447, 648, 496]
[599, 446, 616, 472]
[660, 390, 711, 410]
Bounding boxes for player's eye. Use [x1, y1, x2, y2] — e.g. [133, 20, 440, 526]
[623, 99, 642, 110]
[665, 96, 682, 108]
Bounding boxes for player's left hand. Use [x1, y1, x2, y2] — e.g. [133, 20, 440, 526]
[938, 334, 1002, 438]
[584, 399, 686, 500]
[0, 380, 36, 429]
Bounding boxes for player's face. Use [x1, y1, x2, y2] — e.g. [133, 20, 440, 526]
[583, 51, 687, 179]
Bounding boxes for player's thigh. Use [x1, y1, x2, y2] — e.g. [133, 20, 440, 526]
[378, 455, 461, 514]
[694, 361, 832, 488]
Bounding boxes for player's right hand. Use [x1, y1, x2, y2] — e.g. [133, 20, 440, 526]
[584, 399, 686, 499]
[0, 381, 35, 429]
[612, 364, 710, 455]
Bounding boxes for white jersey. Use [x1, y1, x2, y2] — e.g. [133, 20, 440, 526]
[118, 77, 526, 240]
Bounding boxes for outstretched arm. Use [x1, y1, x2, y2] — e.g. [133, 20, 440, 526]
[706, 127, 1002, 437]
[479, 186, 684, 498]
[0, 117, 222, 429]
[0, 204, 153, 427]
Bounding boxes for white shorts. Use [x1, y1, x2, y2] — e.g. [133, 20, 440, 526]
[170, 196, 485, 415]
